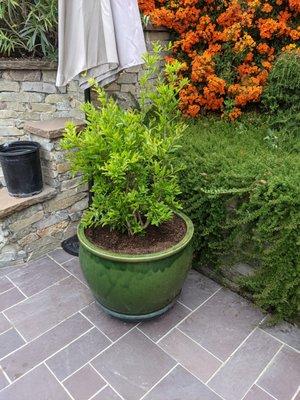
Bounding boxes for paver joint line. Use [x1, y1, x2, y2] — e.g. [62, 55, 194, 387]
[291, 389, 300, 400]
[47, 254, 90, 289]
[58, 324, 139, 384]
[79, 310, 114, 344]
[258, 327, 300, 354]
[5, 276, 28, 300]
[176, 327, 224, 364]
[155, 287, 223, 345]
[0, 313, 29, 348]
[0, 326, 13, 337]
[0, 287, 16, 297]
[176, 300, 193, 312]
[0, 366, 11, 386]
[255, 384, 279, 400]
[88, 363, 126, 400]
[138, 363, 179, 400]
[206, 324, 267, 385]
[179, 363, 227, 400]
[88, 384, 109, 400]
[44, 362, 76, 400]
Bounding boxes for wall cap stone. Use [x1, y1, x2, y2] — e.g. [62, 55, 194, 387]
[144, 23, 169, 32]
[0, 59, 57, 71]
[24, 118, 86, 139]
[0, 186, 57, 219]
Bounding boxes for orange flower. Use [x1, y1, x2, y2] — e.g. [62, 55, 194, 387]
[138, 0, 156, 14]
[180, 31, 199, 53]
[180, 0, 199, 6]
[237, 64, 260, 77]
[139, 0, 300, 119]
[185, 104, 201, 117]
[262, 3, 273, 13]
[217, 1, 243, 28]
[244, 52, 254, 62]
[258, 18, 278, 39]
[222, 23, 242, 42]
[289, 29, 300, 41]
[165, 56, 175, 64]
[261, 61, 272, 71]
[282, 43, 300, 53]
[229, 84, 263, 107]
[179, 84, 201, 117]
[234, 34, 255, 52]
[191, 52, 215, 82]
[289, 0, 300, 13]
[257, 43, 273, 55]
[179, 84, 199, 105]
[228, 107, 242, 120]
[207, 75, 226, 95]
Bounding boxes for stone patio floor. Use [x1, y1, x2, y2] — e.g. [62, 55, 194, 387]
[0, 248, 299, 400]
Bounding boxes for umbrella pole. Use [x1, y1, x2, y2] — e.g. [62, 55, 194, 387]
[61, 87, 91, 256]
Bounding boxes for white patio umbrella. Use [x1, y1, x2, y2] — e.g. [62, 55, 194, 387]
[56, 0, 146, 255]
[56, 0, 146, 88]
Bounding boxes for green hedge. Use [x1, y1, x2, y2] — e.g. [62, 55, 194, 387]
[179, 115, 300, 321]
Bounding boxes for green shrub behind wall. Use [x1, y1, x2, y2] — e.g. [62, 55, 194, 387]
[262, 52, 300, 114]
[179, 116, 300, 321]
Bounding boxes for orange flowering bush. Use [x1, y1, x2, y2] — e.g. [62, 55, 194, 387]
[139, 0, 300, 119]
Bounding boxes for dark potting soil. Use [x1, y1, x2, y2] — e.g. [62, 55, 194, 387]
[85, 214, 187, 255]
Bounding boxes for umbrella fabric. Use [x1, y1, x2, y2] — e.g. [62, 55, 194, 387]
[56, 0, 146, 88]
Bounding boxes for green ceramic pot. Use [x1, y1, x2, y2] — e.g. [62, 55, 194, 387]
[77, 211, 194, 321]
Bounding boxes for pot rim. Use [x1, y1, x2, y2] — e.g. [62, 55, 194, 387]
[0, 141, 40, 157]
[77, 211, 194, 263]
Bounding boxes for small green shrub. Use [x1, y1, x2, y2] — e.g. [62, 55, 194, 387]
[61, 45, 188, 235]
[259, 53, 300, 151]
[179, 115, 300, 321]
[262, 52, 300, 113]
[0, 0, 57, 58]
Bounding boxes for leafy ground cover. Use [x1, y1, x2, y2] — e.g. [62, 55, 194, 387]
[179, 112, 299, 321]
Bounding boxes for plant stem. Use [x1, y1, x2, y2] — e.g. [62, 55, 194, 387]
[142, 219, 150, 230]
[126, 219, 134, 236]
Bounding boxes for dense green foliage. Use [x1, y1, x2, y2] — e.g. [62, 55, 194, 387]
[261, 51, 300, 138]
[179, 115, 300, 321]
[262, 51, 300, 113]
[0, 0, 57, 58]
[62, 45, 188, 235]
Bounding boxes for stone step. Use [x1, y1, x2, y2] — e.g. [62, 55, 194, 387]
[0, 186, 57, 219]
[24, 117, 85, 139]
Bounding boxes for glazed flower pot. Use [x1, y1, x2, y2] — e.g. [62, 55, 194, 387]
[77, 211, 194, 321]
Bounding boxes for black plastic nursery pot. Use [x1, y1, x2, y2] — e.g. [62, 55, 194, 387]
[0, 141, 43, 197]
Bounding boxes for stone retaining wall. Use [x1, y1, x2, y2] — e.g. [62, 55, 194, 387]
[0, 68, 84, 143]
[0, 66, 84, 187]
[0, 119, 88, 266]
